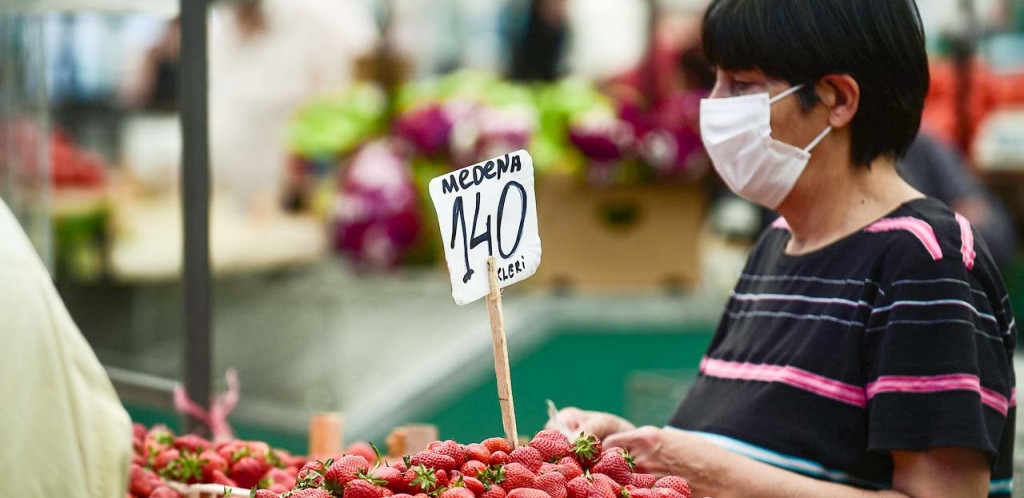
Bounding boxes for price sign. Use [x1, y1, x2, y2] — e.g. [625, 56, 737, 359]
[429, 150, 542, 306]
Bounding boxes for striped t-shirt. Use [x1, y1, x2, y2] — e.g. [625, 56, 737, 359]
[669, 197, 1016, 495]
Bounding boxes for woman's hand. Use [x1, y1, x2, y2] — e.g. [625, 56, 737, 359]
[604, 426, 731, 495]
[545, 407, 636, 440]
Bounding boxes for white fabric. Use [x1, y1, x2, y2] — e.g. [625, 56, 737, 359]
[700, 85, 831, 209]
[0, 197, 132, 497]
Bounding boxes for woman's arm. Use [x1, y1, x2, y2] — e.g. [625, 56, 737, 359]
[604, 427, 990, 498]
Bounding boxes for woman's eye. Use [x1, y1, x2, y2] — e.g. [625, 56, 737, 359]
[733, 81, 753, 92]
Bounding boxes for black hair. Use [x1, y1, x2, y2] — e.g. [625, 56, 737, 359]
[701, 0, 929, 166]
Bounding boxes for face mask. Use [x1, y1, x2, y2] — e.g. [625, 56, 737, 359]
[700, 84, 832, 209]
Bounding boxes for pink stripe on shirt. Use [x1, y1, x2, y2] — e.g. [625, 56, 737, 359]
[866, 373, 1011, 415]
[864, 217, 943, 260]
[955, 213, 977, 270]
[700, 357, 867, 407]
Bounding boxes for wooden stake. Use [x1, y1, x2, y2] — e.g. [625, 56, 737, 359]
[486, 256, 519, 448]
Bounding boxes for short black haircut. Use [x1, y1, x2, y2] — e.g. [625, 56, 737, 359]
[701, 0, 929, 166]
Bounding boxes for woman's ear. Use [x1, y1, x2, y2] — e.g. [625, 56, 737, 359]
[817, 74, 860, 129]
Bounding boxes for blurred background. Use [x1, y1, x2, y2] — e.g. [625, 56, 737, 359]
[2, 0, 1024, 475]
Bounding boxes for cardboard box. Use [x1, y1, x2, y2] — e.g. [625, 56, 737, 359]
[534, 175, 707, 291]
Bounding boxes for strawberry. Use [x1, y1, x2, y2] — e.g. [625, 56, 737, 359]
[133, 423, 148, 441]
[464, 476, 486, 494]
[251, 490, 280, 498]
[510, 447, 543, 473]
[290, 489, 333, 498]
[439, 487, 476, 498]
[591, 451, 634, 485]
[489, 451, 510, 466]
[325, 455, 372, 490]
[652, 477, 690, 498]
[392, 494, 415, 498]
[629, 474, 655, 489]
[210, 468, 237, 487]
[536, 471, 568, 498]
[466, 444, 491, 463]
[129, 464, 155, 497]
[590, 474, 619, 496]
[269, 483, 291, 494]
[408, 465, 446, 494]
[264, 467, 297, 490]
[153, 448, 180, 472]
[529, 431, 571, 463]
[622, 487, 655, 498]
[232, 456, 269, 489]
[392, 459, 410, 473]
[434, 440, 468, 467]
[538, 463, 560, 475]
[347, 478, 387, 498]
[200, 450, 228, 481]
[461, 460, 488, 478]
[160, 450, 207, 484]
[555, 458, 582, 480]
[373, 465, 405, 490]
[482, 486, 508, 498]
[173, 434, 211, 454]
[499, 463, 537, 492]
[297, 460, 328, 487]
[348, 442, 380, 465]
[410, 451, 458, 471]
[507, 489, 552, 498]
[652, 489, 685, 498]
[482, 438, 513, 454]
[569, 434, 602, 468]
[413, 493, 431, 498]
[149, 487, 183, 498]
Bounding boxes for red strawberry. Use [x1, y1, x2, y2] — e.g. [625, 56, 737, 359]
[199, 450, 228, 481]
[252, 490, 280, 498]
[413, 493, 431, 498]
[382, 489, 396, 497]
[536, 471, 568, 498]
[264, 467, 297, 490]
[653, 477, 690, 498]
[373, 465, 405, 490]
[410, 451, 458, 471]
[297, 460, 327, 487]
[270, 483, 291, 494]
[392, 460, 410, 472]
[152, 448, 180, 472]
[500, 463, 537, 492]
[538, 463, 560, 475]
[629, 474, 656, 488]
[482, 438, 513, 454]
[482, 487, 507, 498]
[464, 476, 486, 494]
[133, 423, 148, 441]
[461, 459, 488, 478]
[439, 487, 476, 498]
[466, 444, 491, 463]
[565, 477, 592, 498]
[209, 469, 237, 487]
[231, 456, 268, 489]
[569, 434, 602, 468]
[291, 489, 334, 498]
[433, 441, 468, 467]
[173, 434, 211, 454]
[652, 489, 685, 498]
[408, 465, 447, 493]
[489, 451, 510, 466]
[590, 474, 619, 495]
[325, 455, 372, 489]
[507, 489, 552, 498]
[348, 442, 380, 465]
[347, 479, 387, 498]
[555, 458, 582, 480]
[149, 487, 183, 498]
[529, 430, 571, 463]
[392, 494, 415, 498]
[623, 487, 655, 498]
[434, 469, 450, 489]
[129, 465, 154, 497]
[510, 447, 543, 473]
[591, 451, 633, 485]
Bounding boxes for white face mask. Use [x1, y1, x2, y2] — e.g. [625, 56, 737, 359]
[700, 84, 832, 209]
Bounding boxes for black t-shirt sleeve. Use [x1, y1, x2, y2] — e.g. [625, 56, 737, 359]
[862, 255, 1013, 457]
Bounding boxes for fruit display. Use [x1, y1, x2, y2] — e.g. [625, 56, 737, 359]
[266, 430, 693, 498]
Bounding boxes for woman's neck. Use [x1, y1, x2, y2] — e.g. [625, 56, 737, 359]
[777, 155, 924, 255]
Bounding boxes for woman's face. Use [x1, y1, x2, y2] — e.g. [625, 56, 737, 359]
[709, 68, 831, 152]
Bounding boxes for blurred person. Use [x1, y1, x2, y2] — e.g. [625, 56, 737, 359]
[208, 0, 378, 215]
[0, 195, 133, 496]
[506, 0, 569, 81]
[552, 1, 1016, 497]
[120, 17, 180, 111]
[899, 133, 1017, 267]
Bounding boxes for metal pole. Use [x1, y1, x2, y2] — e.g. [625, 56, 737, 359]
[179, 0, 211, 436]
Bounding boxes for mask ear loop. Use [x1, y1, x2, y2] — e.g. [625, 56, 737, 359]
[768, 84, 805, 104]
[803, 125, 833, 153]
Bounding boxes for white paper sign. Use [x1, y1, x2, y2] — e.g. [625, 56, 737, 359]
[429, 150, 542, 306]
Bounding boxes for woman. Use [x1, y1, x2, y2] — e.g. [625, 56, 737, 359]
[552, 1, 1016, 497]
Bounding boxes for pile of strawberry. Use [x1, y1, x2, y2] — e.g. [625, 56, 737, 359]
[128, 423, 309, 497]
[261, 430, 692, 498]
